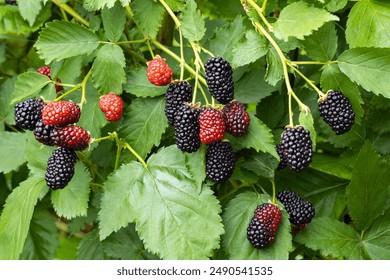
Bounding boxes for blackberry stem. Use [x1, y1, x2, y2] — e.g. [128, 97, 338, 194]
[124, 142, 148, 168]
[51, 0, 89, 27]
[270, 179, 276, 204]
[246, 0, 273, 31]
[79, 69, 92, 109]
[54, 85, 81, 101]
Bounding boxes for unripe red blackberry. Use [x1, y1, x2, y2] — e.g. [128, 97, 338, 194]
[318, 90, 355, 135]
[173, 103, 200, 153]
[199, 107, 225, 144]
[222, 101, 250, 136]
[14, 98, 46, 130]
[247, 203, 282, 249]
[41, 101, 81, 126]
[279, 126, 313, 172]
[204, 57, 234, 104]
[277, 190, 315, 225]
[50, 125, 90, 150]
[45, 148, 77, 190]
[205, 141, 235, 183]
[147, 57, 173, 86]
[37, 66, 64, 92]
[165, 81, 193, 125]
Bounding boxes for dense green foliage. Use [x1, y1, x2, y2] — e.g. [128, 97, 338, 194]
[1, 0, 390, 260]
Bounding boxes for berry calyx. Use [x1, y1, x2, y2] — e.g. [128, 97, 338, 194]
[37, 66, 63, 92]
[205, 141, 235, 183]
[99, 93, 124, 122]
[277, 190, 315, 225]
[14, 98, 46, 130]
[278, 126, 313, 172]
[247, 203, 282, 249]
[173, 103, 201, 153]
[45, 147, 77, 190]
[165, 80, 193, 125]
[41, 101, 81, 126]
[199, 107, 225, 144]
[318, 90, 355, 135]
[50, 125, 90, 150]
[204, 57, 234, 104]
[222, 101, 250, 136]
[147, 57, 173, 86]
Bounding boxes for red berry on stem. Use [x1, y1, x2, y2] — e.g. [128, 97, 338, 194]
[199, 107, 225, 144]
[99, 93, 124, 122]
[42, 101, 81, 126]
[147, 57, 173, 86]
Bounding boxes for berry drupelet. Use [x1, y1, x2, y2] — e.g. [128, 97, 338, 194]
[318, 90, 355, 135]
[204, 57, 234, 104]
[205, 141, 235, 183]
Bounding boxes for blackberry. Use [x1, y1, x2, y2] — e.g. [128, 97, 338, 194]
[33, 120, 56, 146]
[276, 144, 288, 170]
[247, 203, 282, 249]
[280, 126, 312, 172]
[204, 57, 234, 104]
[165, 81, 193, 125]
[174, 103, 200, 153]
[318, 90, 355, 135]
[205, 141, 235, 183]
[277, 190, 315, 225]
[14, 98, 45, 130]
[222, 101, 250, 136]
[5, 0, 17, 5]
[45, 148, 77, 190]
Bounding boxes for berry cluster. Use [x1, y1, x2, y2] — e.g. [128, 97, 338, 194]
[318, 90, 355, 135]
[147, 56, 173, 86]
[247, 203, 282, 249]
[14, 96, 91, 189]
[37, 66, 63, 93]
[277, 190, 315, 234]
[99, 93, 124, 122]
[277, 126, 313, 172]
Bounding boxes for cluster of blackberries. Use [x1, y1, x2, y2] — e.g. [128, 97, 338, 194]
[246, 190, 315, 249]
[14, 85, 90, 189]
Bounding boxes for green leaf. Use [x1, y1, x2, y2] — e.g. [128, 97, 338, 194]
[77, 229, 105, 260]
[184, 149, 206, 193]
[102, 2, 126, 42]
[26, 134, 54, 176]
[20, 210, 59, 260]
[0, 132, 27, 173]
[310, 153, 353, 180]
[301, 22, 337, 61]
[51, 163, 91, 219]
[92, 44, 126, 94]
[98, 162, 143, 240]
[11, 72, 51, 104]
[18, 0, 43, 26]
[228, 113, 277, 158]
[204, 15, 245, 62]
[83, 0, 130, 11]
[299, 110, 316, 150]
[232, 30, 268, 68]
[346, 0, 390, 48]
[364, 208, 390, 259]
[0, 177, 48, 259]
[294, 217, 363, 259]
[325, 0, 348, 12]
[35, 20, 100, 64]
[223, 192, 292, 260]
[320, 63, 364, 124]
[0, 78, 17, 124]
[119, 97, 168, 159]
[235, 65, 278, 104]
[131, 0, 165, 39]
[338, 48, 390, 98]
[179, 0, 206, 42]
[265, 48, 283, 86]
[165, 0, 185, 11]
[240, 152, 279, 179]
[124, 68, 167, 97]
[134, 146, 224, 259]
[102, 224, 157, 260]
[346, 142, 390, 231]
[273, 1, 338, 41]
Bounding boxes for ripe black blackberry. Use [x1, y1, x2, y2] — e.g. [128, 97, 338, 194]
[205, 141, 235, 183]
[280, 126, 312, 172]
[277, 190, 315, 225]
[165, 81, 193, 125]
[45, 148, 77, 190]
[173, 103, 200, 153]
[204, 57, 234, 104]
[5, 0, 17, 5]
[14, 98, 45, 130]
[222, 101, 250, 136]
[318, 90, 355, 135]
[33, 120, 56, 146]
[247, 216, 272, 249]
